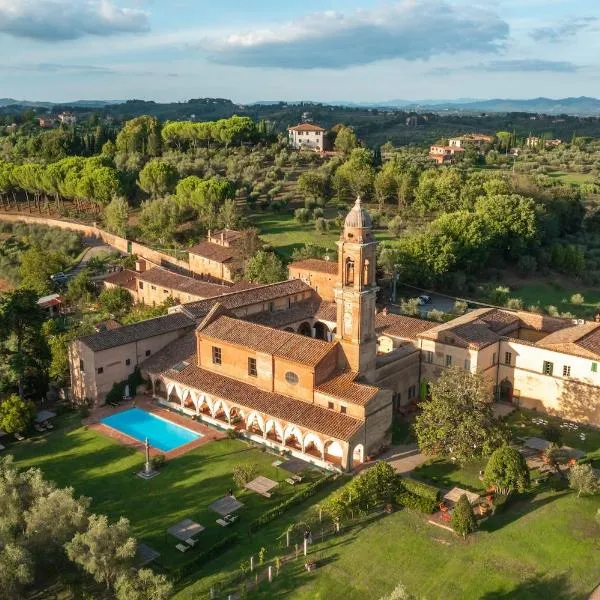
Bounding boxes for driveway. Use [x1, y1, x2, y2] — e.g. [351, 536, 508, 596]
[68, 237, 113, 278]
[381, 444, 428, 475]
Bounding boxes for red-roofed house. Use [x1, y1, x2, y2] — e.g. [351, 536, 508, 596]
[288, 123, 327, 151]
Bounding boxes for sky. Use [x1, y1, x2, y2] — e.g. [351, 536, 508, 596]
[0, 0, 599, 103]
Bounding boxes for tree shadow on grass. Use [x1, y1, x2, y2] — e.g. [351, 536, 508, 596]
[479, 488, 570, 533]
[480, 573, 576, 600]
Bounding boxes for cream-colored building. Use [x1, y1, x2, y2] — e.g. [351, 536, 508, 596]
[418, 309, 600, 426]
[288, 123, 326, 151]
[187, 229, 243, 282]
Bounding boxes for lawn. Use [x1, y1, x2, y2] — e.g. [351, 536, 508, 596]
[249, 211, 394, 260]
[246, 491, 600, 600]
[7, 411, 326, 571]
[547, 170, 596, 186]
[502, 280, 600, 318]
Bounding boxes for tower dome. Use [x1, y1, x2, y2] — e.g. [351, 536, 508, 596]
[344, 195, 372, 229]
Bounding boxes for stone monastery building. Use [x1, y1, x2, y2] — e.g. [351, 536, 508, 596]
[70, 198, 600, 471]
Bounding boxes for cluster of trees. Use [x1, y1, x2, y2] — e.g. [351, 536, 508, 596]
[161, 115, 257, 151]
[0, 456, 171, 599]
[0, 156, 123, 214]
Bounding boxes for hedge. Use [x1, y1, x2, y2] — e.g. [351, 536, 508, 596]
[247, 474, 333, 533]
[491, 493, 511, 515]
[400, 477, 440, 502]
[395, 491, 438, 514]
[170, 533, 239, 580]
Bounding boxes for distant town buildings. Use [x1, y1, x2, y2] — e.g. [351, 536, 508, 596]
[58, 112, 77, 125]
[38, 117, 55, 129]
[526, 136, 562, 149]
[288, 123, 327, 151]
[428, 145, 465, 164]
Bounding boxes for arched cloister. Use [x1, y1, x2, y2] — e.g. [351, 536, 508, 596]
[212, 399, 229, 423]
[284, 425, 304, 450]
[298, 322, 312, 337]
[313, 321, 329, 341]
[182, 392, 195, 411]
[168, 387, 181, 405]
[265, 419, 284, 443]
[283, 327, 295, 333]
[246, 411, 265, 435]
[303, 432, 324, 458]
[324, 440, 344, 466]
[198, 395, 212, 416]
[154, 379, 167, 399]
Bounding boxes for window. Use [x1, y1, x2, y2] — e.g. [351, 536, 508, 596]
[145, 350, 151, 357]
[248, 357, 257, 377]
[563, 365, 571, 377]
[269, 302, 275, 312]
[79, 359, 84, 372]
[445, 354, 452, 367]
[505, 352, 512, 366]
[151, 285, 156, 291]
[492, 352, 497, 366]
[125, 359, 131, 366]
[328, 401, 334, 410]
[285, 371, 299, 385]
[425, 351, 433, 364]
[163, 289, 168, 294]
[139, 281, 144, 289]
[408, 385, 416, 399]
[464, 359, 471, 371]
[97, 367, 104, 374]
[340, 406, 347, 414]
[212, 346, 222, 365]
[543, 361, 553, 376]
[592, 362, 598, 373]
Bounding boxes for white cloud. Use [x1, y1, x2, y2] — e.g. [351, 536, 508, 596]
[0, 0, 149, 41]
[202, 0, 509, 69]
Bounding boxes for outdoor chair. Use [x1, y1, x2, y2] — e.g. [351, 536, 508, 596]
[34, 424, 46, 433]
[292, 475, 303, 482]
[14, 433, 25, 441]
[285, 478, 297, 485]
[216, 518, 231, 527]
[184, 537, 198, 546]
[224, 514, 238, 524]
[175, 543, 189, 553]
[44, 421, 54, 430]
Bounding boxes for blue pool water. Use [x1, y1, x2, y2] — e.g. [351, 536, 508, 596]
[101, 408, 201, 452]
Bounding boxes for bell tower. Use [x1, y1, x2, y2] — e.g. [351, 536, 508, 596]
[334, 196, 378, 382]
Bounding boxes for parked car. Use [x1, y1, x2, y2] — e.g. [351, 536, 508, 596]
[417, 294, 431, 306]
[50, 272, 68, 285]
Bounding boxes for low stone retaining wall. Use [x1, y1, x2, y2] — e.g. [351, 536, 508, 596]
[0, 212, 191, 275]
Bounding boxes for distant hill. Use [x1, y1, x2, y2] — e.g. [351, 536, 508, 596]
[0, 98, 121, 109]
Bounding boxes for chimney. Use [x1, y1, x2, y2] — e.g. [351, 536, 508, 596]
[136, 258, 147, 273]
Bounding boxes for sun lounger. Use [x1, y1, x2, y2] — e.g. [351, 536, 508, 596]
[184, 537, 198, 546]
[292, 475, 303, 482]
[14, 433, 25, 441]
[44, 421, 54, 430]
[34, 424, 46, 433]
[216, 518, 231, 527]
[224, 514, 238, 524]
[175, 543, 190, 553]
[285, 478, 297, 485]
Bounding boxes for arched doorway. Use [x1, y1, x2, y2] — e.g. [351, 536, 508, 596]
[298, 322, 312, 337]
[324, 440, 344, 466]
[284, 426, 303, 450]
[303, 433, 324, 459]
[247, 412, 265, 435]
[198, 397, 212, 416]
[313, 322, 329, 341]
[183, 393, 195, 411]
[230, 407, 245, 428]
[265, 420, 283, 443]
[352, 444, 364, 465]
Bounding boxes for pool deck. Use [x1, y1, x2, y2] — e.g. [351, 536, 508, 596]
[85, 396, 225, 460]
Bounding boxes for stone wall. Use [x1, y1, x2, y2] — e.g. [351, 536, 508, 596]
[0, 213, 191, 275]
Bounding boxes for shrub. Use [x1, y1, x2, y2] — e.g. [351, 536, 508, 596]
[232, 463, 258, 488]
[312, 207, 324, 219]
[451, 494, 477, 537]
[506, 298, 524, 310]
[571, 293, 585, 305]
[150, 454, 166, 470]
[294, 208, 311, 224]
[395, 491, 437, 514]
[542, 423, 562, 445]
[490, 493, 511, 514]
[568, 463, 599, 497]
[400, 478, 440, 502]
[517, 255, 537, 276]
[315, 217, 329, 234]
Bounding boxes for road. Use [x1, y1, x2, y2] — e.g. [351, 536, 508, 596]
[390, 284, 458, 317]
[67, 237, 113, 278]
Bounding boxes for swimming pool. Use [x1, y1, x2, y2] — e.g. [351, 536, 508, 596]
[101, 408, 202, 452]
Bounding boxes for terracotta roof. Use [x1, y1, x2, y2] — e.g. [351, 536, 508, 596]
[536, 322, 600, 359]
[187, 241, 238, 263]
[78, 313, 195, 352]
[165, 364, 362, 441]
[289, 259, 338, 275]
[199, 315, 336, 367]
[138, 268, 229, 299]
[181, 279, 314, 320]
[376, 313, 435, 340]
[103, 269, 137, 291]
[288, 123, 325, 132]
[418, 309, 503, 349]
[479, 309, 520, 334]
[209, 229, 242, 243]
[316, 371, 378, 406]
[141, 331, 197, 374]
[246, 298, 320, 328]
[515, 312, 570, 333]
[314, 300, 337, 322]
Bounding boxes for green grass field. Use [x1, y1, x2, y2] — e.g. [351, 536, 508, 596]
[506, 281, 600, 317]
[7, 412, 325, 571]
[547, 171, 597, 186]
[249, 211, 394, 260]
